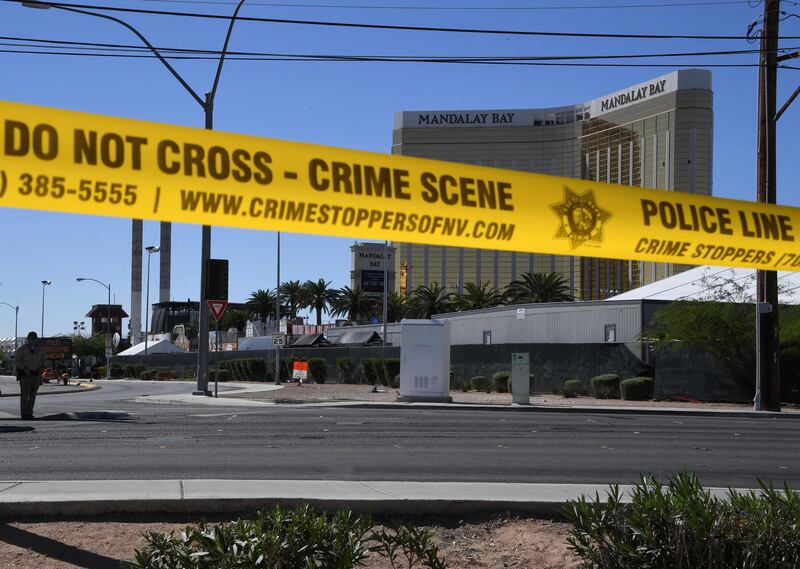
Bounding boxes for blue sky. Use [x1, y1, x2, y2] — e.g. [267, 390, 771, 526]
[0, 0, 798, 337]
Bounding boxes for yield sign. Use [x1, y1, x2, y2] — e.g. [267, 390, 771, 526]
[207, 300, 228, 321]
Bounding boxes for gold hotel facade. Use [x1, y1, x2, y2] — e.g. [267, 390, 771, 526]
[391, 69, 713, 300]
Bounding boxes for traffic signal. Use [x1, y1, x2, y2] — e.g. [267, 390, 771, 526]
[206, 259, 228, 300]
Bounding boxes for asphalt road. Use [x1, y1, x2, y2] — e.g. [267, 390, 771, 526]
[1, 378, 799, 488]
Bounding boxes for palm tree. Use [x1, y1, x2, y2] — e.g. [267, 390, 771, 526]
[279, 280, 304, 319]
[504, 272, 573, 304]
[246, 288, 276, 321]
[330, 286, 376, 323]
[455, 281, 505, 311]
[387, 291, 407, 323]
[302, 278, 336, 326]
[408, 282, 454, 319]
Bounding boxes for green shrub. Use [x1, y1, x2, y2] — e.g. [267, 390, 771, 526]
[492, 371, 511, 393]
[308, 358, 327, 384]
[361, 358, 380, 385]
[211, 369, 230, 382]
[228, 359, 244, 381]
[620, 376, 654, 400]
[591, 373, 621, 399]
[383, 358, 401, 386]
[470, 375, 490, 392]
[131, 505, 446, 569]
[336, 357, 356, 384]
[269, 357, 294, 382]
[244, 358, 267, 381]
[565, 471, 800, 569]
[139, 369, 156, 381]
[108, 365, 124, 379]
[562, 379, 587, 398]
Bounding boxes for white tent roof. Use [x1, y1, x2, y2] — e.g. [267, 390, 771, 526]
[116, 339, 184, 356]
[606, 266, 800, 304]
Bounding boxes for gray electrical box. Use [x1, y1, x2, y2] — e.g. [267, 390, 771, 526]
[511, 352, 530, 405]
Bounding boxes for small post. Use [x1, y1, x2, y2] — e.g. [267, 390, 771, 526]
[215, 319, 220, 398]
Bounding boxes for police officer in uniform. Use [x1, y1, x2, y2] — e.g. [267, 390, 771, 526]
[15, 332, 47, 420]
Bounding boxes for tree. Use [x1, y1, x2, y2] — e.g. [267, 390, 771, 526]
[330, 286, 376, 323]
[644, 269, 799, 390]
[408, 282, 454, 319]
[302, 279, 336, 326]
[387, 291, 407, 323]
[219, 309, 249, 333]
[72, 334, 104, 359]
[246, 288, 276, 322]
[454, 281, 505, 311]
[504, 272, 573, 304]
[279, 280, 305, 320]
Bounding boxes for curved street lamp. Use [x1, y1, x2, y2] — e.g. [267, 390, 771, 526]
[145, 246, 161, 356]
[40, 280, 51, 337]
[21, 0, 248, 395]
[77, 277, 112, 380]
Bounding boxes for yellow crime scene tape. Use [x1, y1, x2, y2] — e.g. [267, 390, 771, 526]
[1, 99, 799, 272]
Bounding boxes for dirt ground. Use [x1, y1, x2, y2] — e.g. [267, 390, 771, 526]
[222, 381, 788, 412]
[0, 514, 580, 569]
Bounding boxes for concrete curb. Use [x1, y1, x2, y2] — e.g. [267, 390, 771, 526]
[0, 382, 99, 398]
[0, 479, 742, 519]
[244, 399, 798, 419]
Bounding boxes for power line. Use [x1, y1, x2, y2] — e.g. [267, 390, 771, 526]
[0, 48, 776, 67]
[1, 35, 794, 61]
[6, 0, 800, 40]
[126, 0, 753, 10]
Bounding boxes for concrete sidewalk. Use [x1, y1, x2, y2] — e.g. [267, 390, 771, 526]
[0, 479, 741, 518]
[134, 382, 282, 407]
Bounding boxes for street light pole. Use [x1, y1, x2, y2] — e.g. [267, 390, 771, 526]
[274, 232, 281, 385]
[20, 0, 248, 396]
[383, 240, 388, 348]
[40, 280, 51, 337]
[0, 301, 19, 355]
[145, 246, 160, 356]
[76, 277, 113, 380]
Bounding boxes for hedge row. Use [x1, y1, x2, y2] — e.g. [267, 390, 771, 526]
[465, 372, 534, 393]
[359, 358, 401, 388]
[559, 374, 654, 400]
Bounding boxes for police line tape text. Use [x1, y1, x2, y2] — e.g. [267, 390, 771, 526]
[179, 189, 515, 241]
[641, 199, 795, 242]
[4, 121, 515, 212]
[2, 171, 138, 206]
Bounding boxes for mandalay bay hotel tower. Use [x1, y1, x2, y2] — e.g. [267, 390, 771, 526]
[391, 69, 713, 300]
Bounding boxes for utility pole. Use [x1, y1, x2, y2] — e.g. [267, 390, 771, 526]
[756, 0, 781, 411]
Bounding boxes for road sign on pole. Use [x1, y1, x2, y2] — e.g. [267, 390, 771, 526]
[207, 300, 228, 321]
[272, 333, 286, 347]
[293, 360, 308, 382]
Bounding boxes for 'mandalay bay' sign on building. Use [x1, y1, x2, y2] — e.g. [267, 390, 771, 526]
[391, 68, 713, 302]
[397, 69, 708, 129]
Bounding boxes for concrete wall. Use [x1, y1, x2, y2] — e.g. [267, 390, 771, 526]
[653, 348, 753, 402]
[112, 342, 649, 391]
[450, 343, 651, 393]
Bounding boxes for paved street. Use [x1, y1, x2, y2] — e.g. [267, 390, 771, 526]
[1, 377, 799, 488]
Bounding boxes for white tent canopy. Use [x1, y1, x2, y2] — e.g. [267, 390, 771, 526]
[116, 339, 184, 356]
[606, 266, 800, 304]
